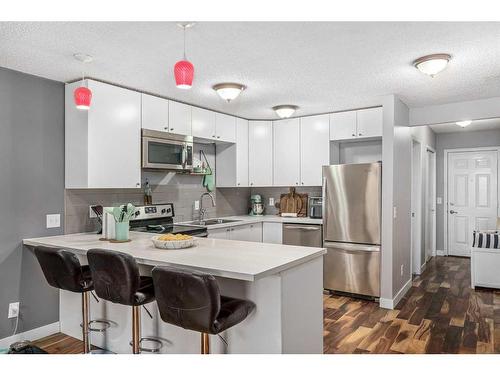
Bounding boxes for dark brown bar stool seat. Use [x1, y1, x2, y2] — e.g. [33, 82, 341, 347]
[152, 266, 256, 354]
[34, 246, 97, 353]
[87, 248, 161, 354]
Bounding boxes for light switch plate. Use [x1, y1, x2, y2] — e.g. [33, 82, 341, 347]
[8, 302, 19, 319]
[46, 214, 61, 228]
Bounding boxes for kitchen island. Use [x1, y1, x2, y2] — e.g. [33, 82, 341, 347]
[23, 231, 325, 354]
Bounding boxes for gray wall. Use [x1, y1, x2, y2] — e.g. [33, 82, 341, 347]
[0, 67, 64, 339]
[435, 129, 500, 251]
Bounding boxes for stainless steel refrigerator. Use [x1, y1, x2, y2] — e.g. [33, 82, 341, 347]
[322, 162, 381, 297]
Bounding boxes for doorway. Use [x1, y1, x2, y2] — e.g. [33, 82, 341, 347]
[445, 148, 499, 257]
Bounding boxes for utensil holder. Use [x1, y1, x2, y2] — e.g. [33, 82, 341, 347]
[115, 221, 130, 241]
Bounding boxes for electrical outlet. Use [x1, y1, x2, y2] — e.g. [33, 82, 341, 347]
[89, 206, 97, 218]
[194, 200, 200, 210]
[400, 264, 404, 277]
[269, 197, 275, 206]
[8, 302, 19, 319]
[46, 214, 60, 228]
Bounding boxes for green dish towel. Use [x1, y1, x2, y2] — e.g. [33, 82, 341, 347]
[203, 168, 215, 192]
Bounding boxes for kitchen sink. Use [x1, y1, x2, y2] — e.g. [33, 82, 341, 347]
[187, 219, 242, 226]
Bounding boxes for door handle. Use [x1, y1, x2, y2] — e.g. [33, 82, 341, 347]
[449, 210, 458, 214]
[181, 146, 187, 166]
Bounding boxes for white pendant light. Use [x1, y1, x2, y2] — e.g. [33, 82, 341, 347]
[213, 83, 245, 102]
[414, 53, 451, 77]
[456, 120, 472, 128]
[273, 105, 298, 119]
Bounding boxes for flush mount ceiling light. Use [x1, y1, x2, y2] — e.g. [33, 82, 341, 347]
[213, 83, 246, 102]
[456, 120, 472, 128]
[413, 53, 451, 77]
[174, 22, 196, 89]
[73, 53, 93, 110]
[273, 105, 299, 119]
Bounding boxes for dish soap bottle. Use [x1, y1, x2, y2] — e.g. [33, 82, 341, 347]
[143, 178, 153, 205]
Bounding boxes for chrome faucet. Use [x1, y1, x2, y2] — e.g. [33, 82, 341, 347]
[199, 192, 216, 224]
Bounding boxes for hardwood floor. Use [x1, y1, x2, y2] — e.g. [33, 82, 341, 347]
[32, 256, 499, 354]
[324, 256, 500, 354]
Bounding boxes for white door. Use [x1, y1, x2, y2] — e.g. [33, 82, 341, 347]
[425, 149, 436, 261]
[300, 114, 330, 186]
[236, 118, 249, 187]
[356, 107, 383, 138]
[447, 150, 498, 257]
[330, 111, 357, 141]
[141, 94, 169, 132]
[168, 101, 192, 136]
[273, 118, 301, 186]
[192, 107, 216, 140]
[248, 121, 273, 187]
[215, 113, 236, 143]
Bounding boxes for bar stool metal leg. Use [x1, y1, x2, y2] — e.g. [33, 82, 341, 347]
[201, 333, 210, 354]
[132, 306, 141, 354]
[81, 291, 91, 354]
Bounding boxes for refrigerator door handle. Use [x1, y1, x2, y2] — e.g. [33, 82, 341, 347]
[322, 176, 327, 228]
[324, 241, 380, 252]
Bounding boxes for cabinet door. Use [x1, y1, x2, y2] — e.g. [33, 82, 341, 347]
[215, 113, 236, 143]
[262, 222, 282, 244]
[356, 107, 383, 138]
[236, 118, 249, 187]
[248, 121, 273, 187]
[87, 81, 141, 188]
[192, 107, 216, 139]
[230, 223, 262, 242]
[330, 111, 357, 140]
[168, 101, 192, 136]
[141, 94, 169, 132]
[208, 227, 230, 239]
[273, 118, 301, 187]
[300, 114, 330, 186]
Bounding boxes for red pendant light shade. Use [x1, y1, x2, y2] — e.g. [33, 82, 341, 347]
[74, 86, 92, 110]
[174, 60, 194, 89]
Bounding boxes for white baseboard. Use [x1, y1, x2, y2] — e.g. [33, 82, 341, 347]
[0, 321, 60, 349]
[436, 249, 446, 256]
[420, 261, 427, 274]
[379, 278, 413, 310]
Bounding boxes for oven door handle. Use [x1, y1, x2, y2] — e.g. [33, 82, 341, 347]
[181, 145, 187, 167]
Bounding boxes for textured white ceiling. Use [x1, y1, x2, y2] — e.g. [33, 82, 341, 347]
[1, 22, 500, 119]
[429, 117, 500, 133]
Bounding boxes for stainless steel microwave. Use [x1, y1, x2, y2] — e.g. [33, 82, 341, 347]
[142, 129, 193, 171]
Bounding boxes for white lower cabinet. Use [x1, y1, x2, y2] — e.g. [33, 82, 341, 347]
[262, 222, 283, 244]
[208, 223, 263, 242]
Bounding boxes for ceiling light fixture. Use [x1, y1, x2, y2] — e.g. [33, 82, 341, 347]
[414, 53, 451, 77]
[456, 120, 472, 128]
[213, 83, 246, 102]
[174, 22, 196, 89]
[273, 105, 299, 119]
[73, 53, 93, 110]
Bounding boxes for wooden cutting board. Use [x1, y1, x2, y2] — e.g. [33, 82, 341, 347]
[278, 187, 308, 217]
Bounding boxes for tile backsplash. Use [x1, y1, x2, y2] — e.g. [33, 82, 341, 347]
[250, 186, 322, 215]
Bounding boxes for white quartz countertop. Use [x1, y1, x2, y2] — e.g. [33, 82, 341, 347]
[23, 231, 325, 282]
[181, 215, 322, 230]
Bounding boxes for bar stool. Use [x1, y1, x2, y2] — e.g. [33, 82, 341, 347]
[86, 248, 162, 354]
[34, 246, 111, 353]
[152, 266, 256, 354]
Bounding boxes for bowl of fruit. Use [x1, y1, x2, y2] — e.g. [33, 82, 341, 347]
[151, 234, 195, 250]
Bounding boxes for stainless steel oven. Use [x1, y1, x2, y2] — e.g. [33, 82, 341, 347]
[142, 129, 193, 171]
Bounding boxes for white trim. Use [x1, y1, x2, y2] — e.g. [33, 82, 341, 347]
[426, 147, 437, 258]
[379, 278, 412, 310]
[420, 260, 427, 274]
[0, 321, 60, 349]
[436, 249, 446, 256]
[443, 146, 500, 257]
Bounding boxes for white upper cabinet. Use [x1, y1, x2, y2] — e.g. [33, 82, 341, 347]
[65, 80, 141, 189]
[168, 101, 192, 136]
[330, 111, 357, 140]
[192, 107, 216, 139]
[216, 118, 248, 187]
[300, 114, 330, 186]
[356, 107, 383, 138]
[141, 94, 169, 132]
[215, 113, 237, 143]
[249, 121, 273, 187]
[330, 107, 383, 141]
[273, 118, 301, 187]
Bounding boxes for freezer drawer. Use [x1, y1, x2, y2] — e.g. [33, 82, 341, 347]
[283, 224, 323, 248]
[323, 241, 380, 297]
